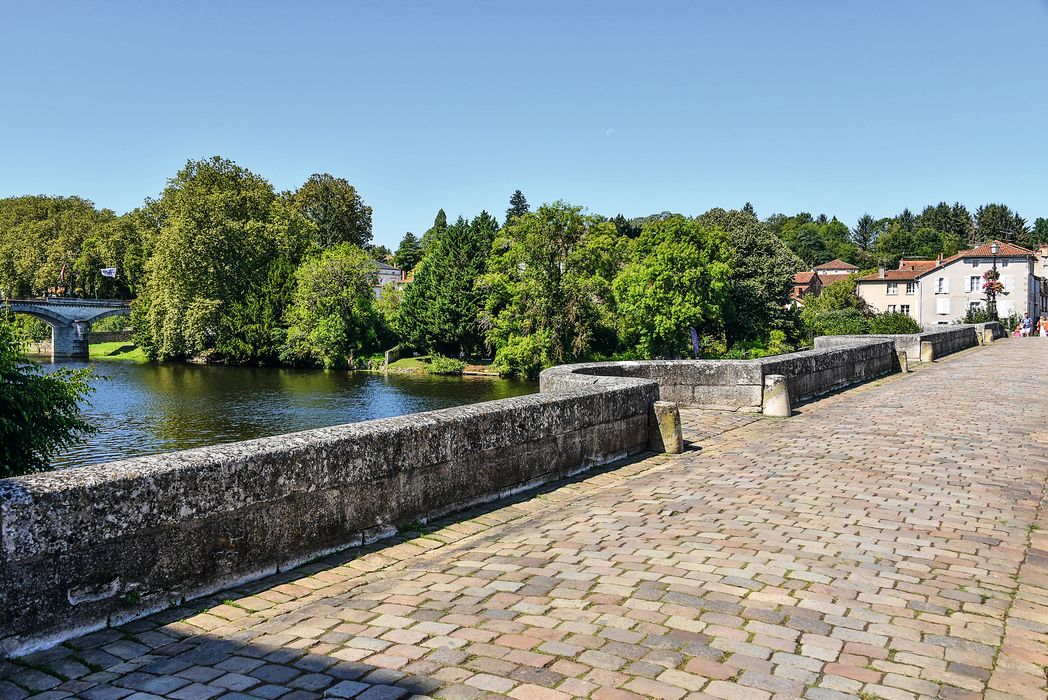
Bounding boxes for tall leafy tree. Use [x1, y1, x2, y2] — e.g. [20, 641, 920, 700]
[393, 232, 423, 271]
[400, 212, 497, 356]
[695, 208, 802, 345]
[134, 156, 284, 361]
[283, 243, 379, 368]
[1030, 218, 1048, 247]
[480, 202, 626, 378]
[505, 190, 529, 225]
[0, 311, 94, 477]
[611, 214, 642, 239]
[291, 173, 373, 248]
[613, 217, 732, 357]
[915, 202, 974, 243]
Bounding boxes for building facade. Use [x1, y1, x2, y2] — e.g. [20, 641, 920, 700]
[857, 241, 1043, 325]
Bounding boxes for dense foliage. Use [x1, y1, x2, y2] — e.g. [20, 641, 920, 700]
[3, 157, 1044, 377]
[0, 312, 94, 477]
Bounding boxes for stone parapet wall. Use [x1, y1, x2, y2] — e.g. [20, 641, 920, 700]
[0, 332, 971, 656]
[813, 323, 1003, 361]
[0, 378, 657, 656]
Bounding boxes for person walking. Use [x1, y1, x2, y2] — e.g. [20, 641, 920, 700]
[1041, 316, 1048, 338]
[1020, 313, 1033, 337]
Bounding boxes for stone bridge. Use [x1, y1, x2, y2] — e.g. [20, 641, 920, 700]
[1, 298, 131, 359]
[2, 328, 1046, 699]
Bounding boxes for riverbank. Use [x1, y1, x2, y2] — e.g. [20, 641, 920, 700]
[379, 354, 500, 376]
[88, 341, 149, 362]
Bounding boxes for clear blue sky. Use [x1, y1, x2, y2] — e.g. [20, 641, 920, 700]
[1, 1, 1046, 247]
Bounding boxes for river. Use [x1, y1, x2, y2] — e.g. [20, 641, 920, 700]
[37, 359, 536, 470]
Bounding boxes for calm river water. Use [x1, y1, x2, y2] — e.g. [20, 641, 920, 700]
[38, 359, 536, 470]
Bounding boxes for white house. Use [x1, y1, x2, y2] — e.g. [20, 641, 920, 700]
[857, 241, 1043, 325]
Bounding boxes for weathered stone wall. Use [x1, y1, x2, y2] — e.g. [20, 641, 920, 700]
[89, 330, 133, 344]
[813, 323, 1002, 362]
[0, 334, 967, 656]
[542, 339, 897, 411]
[0, 378, 657, 656]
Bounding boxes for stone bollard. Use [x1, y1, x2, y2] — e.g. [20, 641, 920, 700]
[983, 328, 995, 344]
[920, 341, 934, 363]
[762, 374, 791, 418]
[897, 350, 909, 373]
[649, 401, 684, 454]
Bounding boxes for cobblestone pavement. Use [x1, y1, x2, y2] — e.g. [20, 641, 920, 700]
[4, 340, 1048, 700]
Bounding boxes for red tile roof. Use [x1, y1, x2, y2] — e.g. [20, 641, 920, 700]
[897, 259, 939, 272]
[856, 269, 924, 282]
[792, 271, 816, 284]
[813, 258, 858, 271]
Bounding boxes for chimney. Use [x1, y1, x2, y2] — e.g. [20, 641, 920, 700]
[878, 267, 885, 279]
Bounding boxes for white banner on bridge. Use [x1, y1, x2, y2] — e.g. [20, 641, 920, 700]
[100, 268, 117, 278]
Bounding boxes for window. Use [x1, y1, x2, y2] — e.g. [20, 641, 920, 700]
[887, 305, 897, 313]
[971, 260, 979, 267]
[1001, 259, 1009, 267]
[886, 282, 898, 295]
[968, 276, 981, 293]
[936, 297, 950, 315]
[905, 282, 916, 294]
[1004, 275, 1014, 292]
[935, 277, 949, 293]
[900, 304, 910, 316]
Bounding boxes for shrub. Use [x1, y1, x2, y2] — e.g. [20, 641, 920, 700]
[956, 307, 993, 325]
[804, 308, 869, 337]
[868, 312, 922, 334]
[428, 353, 465, 375]
[0, 312, 95, 477]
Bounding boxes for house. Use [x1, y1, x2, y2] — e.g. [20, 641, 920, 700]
[813, 259, 859, 281]
[372, 262, 407, 298]
[790, 271, 821, 305]
[857, 241, 1044, 324]
[854, 259, 938, 321]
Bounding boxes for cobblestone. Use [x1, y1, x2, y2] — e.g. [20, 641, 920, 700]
[3, 341, 1048, 698]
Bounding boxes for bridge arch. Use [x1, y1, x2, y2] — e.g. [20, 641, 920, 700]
[3, 299, 132, 359]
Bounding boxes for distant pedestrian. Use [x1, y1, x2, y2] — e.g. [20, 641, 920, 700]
[1020, 313, 1033, 337]
[1041, 316, 1048, 337]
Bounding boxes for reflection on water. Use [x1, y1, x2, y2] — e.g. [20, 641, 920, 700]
[37, 360, 536, 470]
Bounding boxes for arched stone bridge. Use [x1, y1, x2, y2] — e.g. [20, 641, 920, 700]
[1, 298, 131, 359]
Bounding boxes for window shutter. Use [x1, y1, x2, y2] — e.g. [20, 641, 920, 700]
[1004, 275, 1014, 292]
[936, 298, 950, 314]
[942, 277, 950, 293]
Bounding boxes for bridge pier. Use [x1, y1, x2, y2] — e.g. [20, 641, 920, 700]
[51, 321, 90, 360]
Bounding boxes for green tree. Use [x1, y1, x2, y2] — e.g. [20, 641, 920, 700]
[915, 202, 973, 243]
[420, 209, 448, 254]
[613, 216, 732, 357]
[0, 311, 94, 477]
[852, 214, 879, 251]
[399, 213, 497, 356]
[393, 232, 423, 271]
[974, 203, 1028, 244]
[1030, 218, 1048, 246]
[291, 173, 373, 248]
[481, 202, 625, 378]
[695, 208, 802, 346]
[283, 243, 379, 367]
[134, 156, 283, 361]
[505, 190, 529, 225]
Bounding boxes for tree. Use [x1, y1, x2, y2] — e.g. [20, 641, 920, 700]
[393, 232, 423, 271]
[695, 208, 802, 346]
[420, 209, 448, 253]
[1030, 218, 1048, 247]
[0, 311, 94, 477]
[134, 156, 284, 361]
[974, 203, 1029, 244]
[505, 190, 529, 225]
[481, 202, 625, 378]
[611, 214, 642, 239]
[799, 275, 871, 339]
[399, 213, 497, 356]
[915, 202, 973, 243]
[291, 173, 373, 248]
[852, 214, 879, 251]
[896, 208, 916, 232]
[613, 217, 732, 357]
[283, 243, 379, 368]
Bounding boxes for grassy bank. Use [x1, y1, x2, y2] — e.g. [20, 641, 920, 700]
[89, 341, 149, 362]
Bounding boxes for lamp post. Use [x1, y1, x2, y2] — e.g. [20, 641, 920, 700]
[988, 241, 1001, 321]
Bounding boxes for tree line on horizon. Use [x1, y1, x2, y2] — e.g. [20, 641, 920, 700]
[1, 155, 1045, 376]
